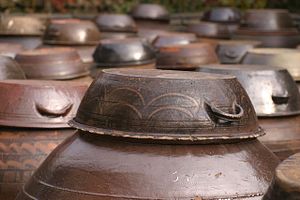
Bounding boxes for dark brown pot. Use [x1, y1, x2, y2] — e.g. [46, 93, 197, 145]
[18, 69, 279, 200]
[263, 153, 300, 200]
[15, 47, 89, 80]
[202, 7, 241, 24]
[157, 43, 219, 70]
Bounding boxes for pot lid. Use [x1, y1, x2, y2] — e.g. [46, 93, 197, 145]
[152, 32, 197, 48]
[241, 9, 295, 32]
[263, 153, 300, 200]
[197, 64, 300, 117]
[0, 43, 24, 58]
[15, 47, 89, 80]
[93, 38, 156, 67]
[187, 22, 231, 39]
[69, 68, 263, 143]
[216, 40, 262, 64]
[156, 43, 219, 70]
[94, 13, 137, 33]
[138, 28, 170, 43]
[0, 56, 26, 80]
[202, 7, 241, 24]
[0, 15, 45, 36]
[0, 80, 89, 128]
[242, 48, 300, 81]
[130, 3, 169, 21]
[43, 19, 101, 45]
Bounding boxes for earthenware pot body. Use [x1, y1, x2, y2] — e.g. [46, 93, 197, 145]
[0, 56, 26, 80]
[15, 48, 89, 80]
[152, 32, 197, 48]
[187, 22, 231, 39]
[202, 7, 241, 24]
[0, 43, 24, 58]
[94, 14, 137, 32]
[18, 69, 278, 200]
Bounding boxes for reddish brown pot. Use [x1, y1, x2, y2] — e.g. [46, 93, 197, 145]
[0, 79, 90, 200]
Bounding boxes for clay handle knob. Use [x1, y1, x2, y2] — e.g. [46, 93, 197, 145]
[36, 103, 72, 118]
[205, 100, 244, 122]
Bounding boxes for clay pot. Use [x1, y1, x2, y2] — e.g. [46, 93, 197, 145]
[187, 22, 231, 39]
[130, 3, 170, 30]
[241, 9, 294, 31]
[0, 15, 45, 49]
[43, 19, 101, 45]
[263, 153, 300, 200]
[0, 56, 26, 80]
[197, 64, 300, 160]
[242, 48, 300, 81]
[202, 7, 241, 24]
[216, 40, 262, 64]
[156, 43, 219, 70]
[94, 14, 137, 32]
[0, 79, 90, 200]
[15, 47, 89, 80]
[137, 28, 170, 43]
[17, 68, 279, 200]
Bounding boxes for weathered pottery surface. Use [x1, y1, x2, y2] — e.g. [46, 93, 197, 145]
[202, 7, 241, 23]
[187, 22, 231, 39]
[152, 32, 197, 48]
[94, 14, 137, 32]
[0, 43, 24, 58]
[131, 3, 169, 21]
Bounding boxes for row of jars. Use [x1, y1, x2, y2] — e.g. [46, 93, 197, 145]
[0, 3, 299, 200]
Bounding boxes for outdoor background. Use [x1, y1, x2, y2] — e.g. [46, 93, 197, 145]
[0, 0, 300, 14]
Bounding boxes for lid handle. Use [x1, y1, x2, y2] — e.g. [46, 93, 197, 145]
[35, 103, 73, 118]
[272, 94, 289, 105]
[224, 49, 238, 59]
[204, 100, 244, 122]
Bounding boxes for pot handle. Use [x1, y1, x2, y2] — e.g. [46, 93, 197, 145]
[272, 94, 289, 104]
[35, 103, 73, 118]
[224, 49, 238, 59]
[204, 100, 244, 122]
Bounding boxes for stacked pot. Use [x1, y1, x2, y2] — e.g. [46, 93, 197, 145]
[17, 68, 279, 200]
[0, 15, 45, 50]
[198, 64, 300, 160]
[233, 9, 300, 47]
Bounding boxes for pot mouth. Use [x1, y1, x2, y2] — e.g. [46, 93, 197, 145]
[69, 119, 265, 143]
